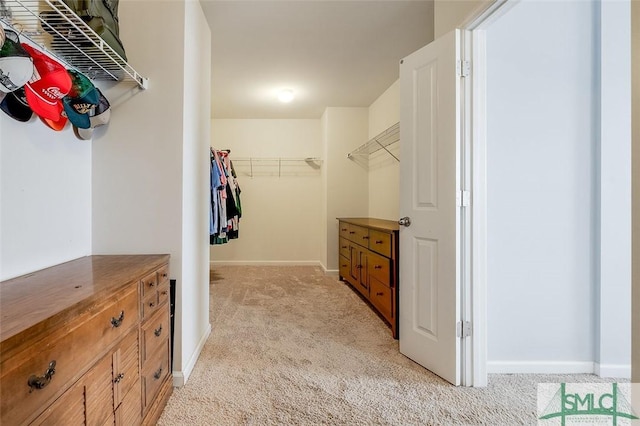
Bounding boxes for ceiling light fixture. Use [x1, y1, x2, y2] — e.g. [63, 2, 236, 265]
[277, 89, 294, 103]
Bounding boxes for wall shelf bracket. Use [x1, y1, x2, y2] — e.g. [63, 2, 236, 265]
[347, 122, 400, 162]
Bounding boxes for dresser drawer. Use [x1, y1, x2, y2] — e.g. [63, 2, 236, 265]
[350, 224, 369, 246]
[339, 237, 350, 258]
[31, 374, 86, 426]
[369, 278, 393, 323]
[157, 265, 170, 286]
[142, 290, 161, 320]
[367, 250, 391, 286]
[141, 270, 159, 298]
[339, 222, 350, 240]
[158, 280, 170, 307]
[0, 287, 139, 425]
[142, 339, 170, 412]
[141, 308, 170, 365]
[369, 229, 392, 257]
[339, 255, 350, 280]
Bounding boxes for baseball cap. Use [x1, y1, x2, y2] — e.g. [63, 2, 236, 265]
[76, 88, 111, 140]
[40, 113, 68, 131]
[0, 86, 33, 121]
[0, 29, 34, 93]
[63, 70, 99, 129]
[21, 43, 71, 121]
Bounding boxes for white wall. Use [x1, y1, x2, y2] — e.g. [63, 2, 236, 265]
[210, 119, 323, 264]
[93, 0, 211, 386]
[486, 0, 598, 371]
[0, 115, 91, 280]
[179, 0, 212, 386]
[323, 107, 369, 272]
[632, 0, 640, 384]
[367, 80, 400, 221]
[597, 0, 631, 378]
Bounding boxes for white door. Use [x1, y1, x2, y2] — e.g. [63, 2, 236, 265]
[399, 29, 463, 385]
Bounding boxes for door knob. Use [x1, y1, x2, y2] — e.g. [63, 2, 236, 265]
[398, 217, 411, 227]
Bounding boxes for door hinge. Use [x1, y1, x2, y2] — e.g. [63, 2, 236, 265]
[456, 190, 471, 207]
[457, 321, 472, 338]
[456, 60, 471, 78]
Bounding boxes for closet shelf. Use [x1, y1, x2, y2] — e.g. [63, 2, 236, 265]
[347, 122, 400, 162]
[232, 157, 323, 178]
[1, 0, 148, 88]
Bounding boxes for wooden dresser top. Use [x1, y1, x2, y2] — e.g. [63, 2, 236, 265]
[337, 217, 399, 233]
[0, 255, 169, 342]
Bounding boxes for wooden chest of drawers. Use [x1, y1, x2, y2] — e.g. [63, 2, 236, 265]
[0, 255, 173, 425]
[337, 218, 399, 338]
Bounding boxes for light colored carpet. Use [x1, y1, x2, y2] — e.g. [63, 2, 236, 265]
[157, 265, 616, 425]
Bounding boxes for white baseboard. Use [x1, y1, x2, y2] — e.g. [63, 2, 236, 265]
[210, 260, 322, 267]
[594, 363, 631, 379]
[487, 361, 595, 375]
[172, 323, 212, 387]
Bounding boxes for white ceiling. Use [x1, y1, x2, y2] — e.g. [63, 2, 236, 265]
[201, 1, 434, 119]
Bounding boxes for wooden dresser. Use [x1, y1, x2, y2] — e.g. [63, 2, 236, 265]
[337, 218, 399, 338]
[0, 255, 173, 425]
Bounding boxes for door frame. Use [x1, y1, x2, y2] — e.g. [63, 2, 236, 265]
[458, 0, 515, 387]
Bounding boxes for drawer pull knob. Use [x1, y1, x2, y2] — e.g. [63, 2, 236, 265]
[154, 325, 163, 337]
[341, 245, 347, 249]
[342, 264, 347, 268]
[349, 231, 355, 234]
[341, 228, 347, 232]
[148, 281, 155, 287]
[375, 240, 383, 244]
[376, 292, 384, 296]
[374, 265, 382, 269]
[356, 265, 363, 269]
[111, 311, 125, 328]
[149, 301, 156, 308]
[362, 236, 369, 240]
[153, 367, 163, 380]
[161, 290, 168, 296]
[162, 273, 168, 278]
[27, 361, 56, 392]
[114, 373, 125, 383]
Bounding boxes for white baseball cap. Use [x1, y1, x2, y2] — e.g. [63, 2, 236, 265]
[0, 29, 34, 93]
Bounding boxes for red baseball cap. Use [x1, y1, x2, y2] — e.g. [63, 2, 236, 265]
[21, 44, 71, 121]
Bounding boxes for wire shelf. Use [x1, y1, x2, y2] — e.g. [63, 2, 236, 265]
[231, 157, 323, 178]
[0, 0, 148, 88]
[347, 122, 400, 162]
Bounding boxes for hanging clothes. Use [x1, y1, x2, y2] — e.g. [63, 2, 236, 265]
[210, 148, 242, 245]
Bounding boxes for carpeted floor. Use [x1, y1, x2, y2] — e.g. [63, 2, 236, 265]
[157, 265, 617, 425]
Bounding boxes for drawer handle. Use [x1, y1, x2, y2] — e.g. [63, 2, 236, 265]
[362, 236, 369, 240]
[374, 265, 382, 269]
[154, 325, 163, 337]
[161, 290, 168, 296]
[349, 231, 355, 234]
[376, 292, 384, 296]
[111, 311, 125, 328]
[356, 264, 363, 269]
[27, 361, 56, 392]
[375, 240, 383, 244]
[148, 281, 155, 287]
[162, 273, 168, 278]
[341, 228, 347, 232]
[341, 245, 347, 249]
[149, 301, 156, 308]
[341, 264, 347, 268]
[153, 367, 163, 380]
[114, 373, 125, 384]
